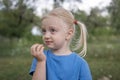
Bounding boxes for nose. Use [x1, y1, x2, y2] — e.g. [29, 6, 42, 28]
[43, 32, 51, 39]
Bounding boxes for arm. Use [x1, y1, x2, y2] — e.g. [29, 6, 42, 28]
[31, 44, 46, 80]
[79, 59, 92, 80]
[32, 61, 46, 80]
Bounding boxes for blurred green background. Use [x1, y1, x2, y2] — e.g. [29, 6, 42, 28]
[0, 0, 120, 80]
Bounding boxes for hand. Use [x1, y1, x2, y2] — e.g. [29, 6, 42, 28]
[31, 44, 46, 62]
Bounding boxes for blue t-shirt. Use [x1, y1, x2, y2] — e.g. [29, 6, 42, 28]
[29, 50, 92, 80]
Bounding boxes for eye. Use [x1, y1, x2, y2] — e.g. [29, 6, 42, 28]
[50, 28, 56, 33]
[41, 29, 46, 34]
[51, 29, 55, 32]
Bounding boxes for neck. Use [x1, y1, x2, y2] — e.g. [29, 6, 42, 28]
[51, 47, 72, 56]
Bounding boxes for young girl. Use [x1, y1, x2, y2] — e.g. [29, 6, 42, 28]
[29, 7, 92, 80]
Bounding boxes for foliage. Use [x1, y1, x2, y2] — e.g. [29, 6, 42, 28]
[0, 0, 37, 38]
[86, 7, 109, 31]
[73, 10, 87, 22]
[53, 0, 82, 8]
[108, 0, 120, 33]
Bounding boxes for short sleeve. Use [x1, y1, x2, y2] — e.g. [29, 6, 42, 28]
[79, 59, 92, 80]
[29, 58, 37, 76]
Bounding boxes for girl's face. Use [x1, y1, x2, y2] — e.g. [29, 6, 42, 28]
[41, 16, 71, 50]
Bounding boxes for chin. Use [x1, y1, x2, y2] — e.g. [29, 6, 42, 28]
[48, 47, 58, 50]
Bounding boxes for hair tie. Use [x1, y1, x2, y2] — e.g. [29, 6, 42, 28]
[74, 20, 78, 25]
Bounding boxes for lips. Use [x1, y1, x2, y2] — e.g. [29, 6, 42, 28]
[45, 41, 53, 45]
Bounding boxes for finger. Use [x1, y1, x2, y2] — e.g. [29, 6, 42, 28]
[40, 46, 44, 54]
[31, 44, 39, 53]
[31, 45, 35, 54]
[37, 45, 43, 52]
[35, 44, 39, 52]
[33, 44, 39, 52]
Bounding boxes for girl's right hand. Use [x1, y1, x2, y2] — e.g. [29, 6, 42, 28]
[31, 44, 46, 62]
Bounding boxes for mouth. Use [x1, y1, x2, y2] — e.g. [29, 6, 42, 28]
[45, 41, 53, 45]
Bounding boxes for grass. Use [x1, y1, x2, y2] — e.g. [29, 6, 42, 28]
[0, 57, 32, 80]
[0, 37, 33, 80]
[86, 35, 120, 80]
[0, 35, 120, 80]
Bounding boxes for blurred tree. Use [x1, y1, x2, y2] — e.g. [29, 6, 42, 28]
[53, 0, 63, 8]
[86, 7, 108, 31]
[0, 0, 37, 38]
[73, 10, 87, 23]
[108, 0, 120, 33]
[53, 0, 82, 9]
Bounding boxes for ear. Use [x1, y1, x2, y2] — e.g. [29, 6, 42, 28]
[65, 29, 74, 40]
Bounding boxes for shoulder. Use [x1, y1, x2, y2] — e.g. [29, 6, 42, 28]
[73, 53, 92, 77]
[72, 52, 88, 65]
[72, 52, 86, 62]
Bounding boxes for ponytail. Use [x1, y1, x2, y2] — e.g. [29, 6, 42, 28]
[73, 21, 87, 57]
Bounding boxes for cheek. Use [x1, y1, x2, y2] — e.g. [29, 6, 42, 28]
[56, 33, 66, 39]
[54, 35, 66, 43]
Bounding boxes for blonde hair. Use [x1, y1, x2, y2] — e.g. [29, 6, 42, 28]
[41, 7, 87, 57]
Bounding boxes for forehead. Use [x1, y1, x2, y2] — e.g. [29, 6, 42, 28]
[41, 16, 67, 28]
